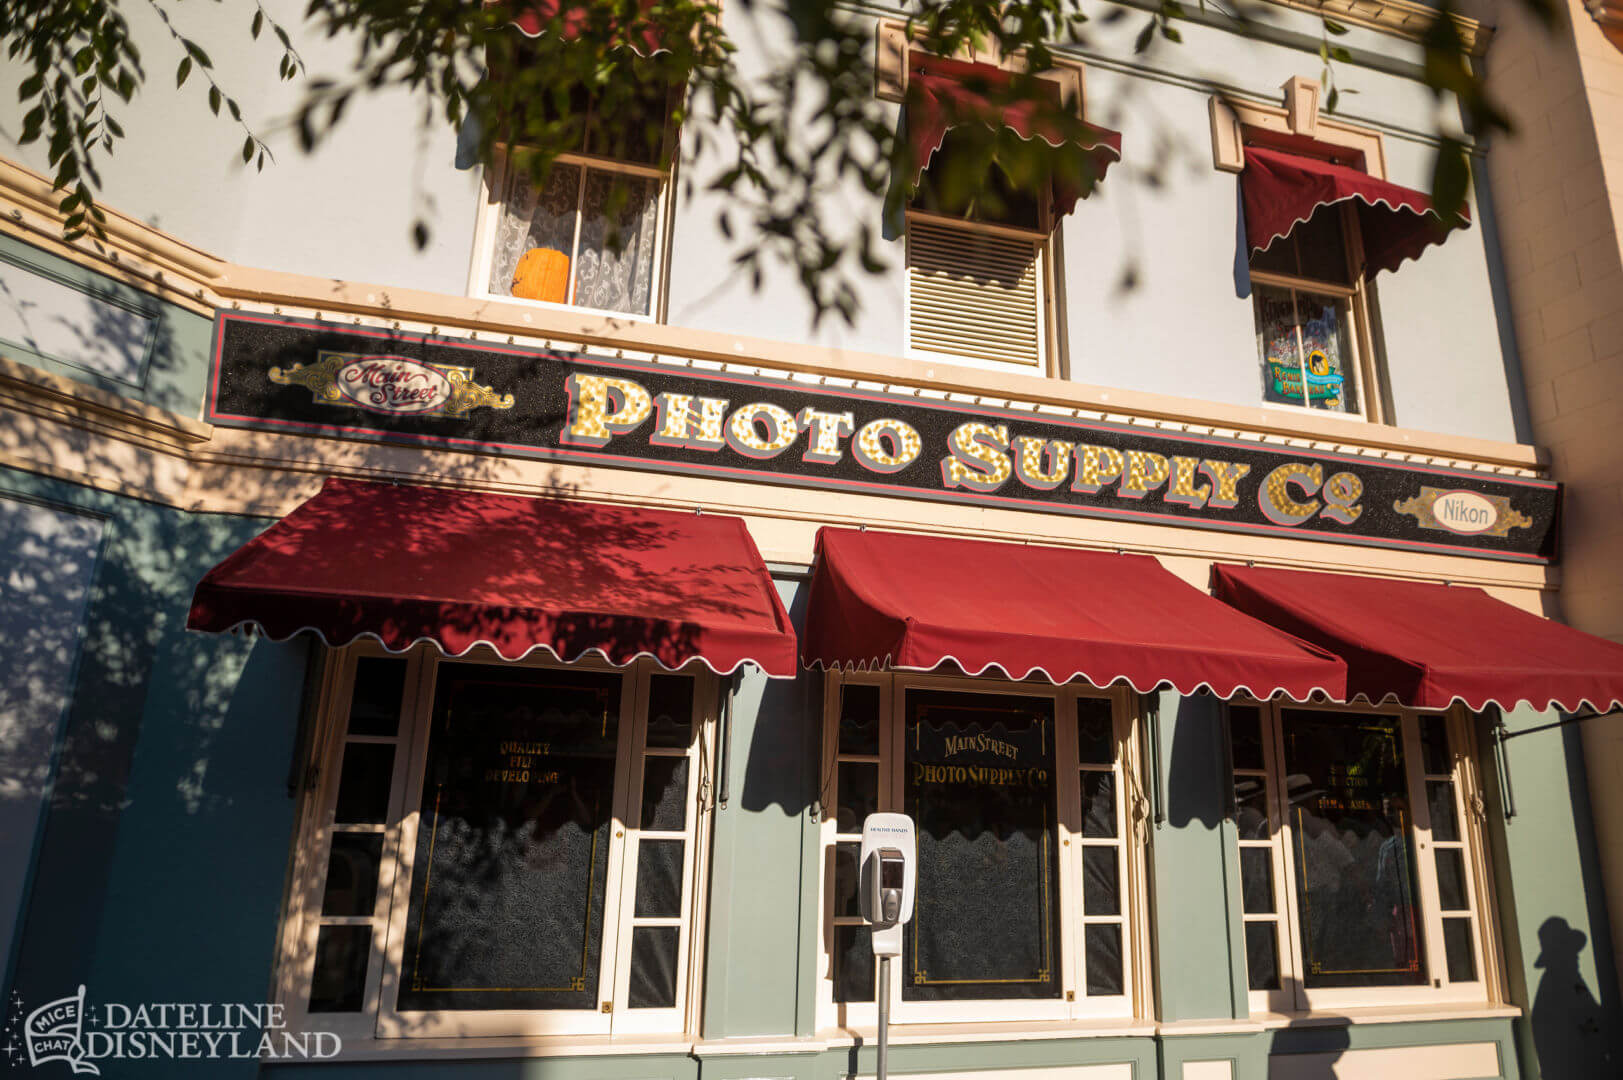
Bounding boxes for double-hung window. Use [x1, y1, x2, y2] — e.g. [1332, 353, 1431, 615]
[1228, 701, 1495, 1013]
[1248, 199, 1375, 419]
[278, 646, 714, 1042]
[906, 125, 1055, 372]
[820, 673, 1144, 1027]
[472, 66, 677, 319]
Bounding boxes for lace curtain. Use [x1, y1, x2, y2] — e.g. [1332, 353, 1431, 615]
[487, 161, 660, 317]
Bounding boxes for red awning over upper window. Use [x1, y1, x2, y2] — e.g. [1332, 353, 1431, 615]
[1211, 564, 1623, 713]
[1242, 145, 1469, 276]
[803, 528, 1345, 699]
[502, 0, 668, 56]
[187, 478, 797, 676]
[907, 54, 1122, 218]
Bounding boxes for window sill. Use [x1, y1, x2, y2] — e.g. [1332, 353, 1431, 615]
[1250, 1002, 1522, 1029]
[818, 1017, 1157, 1046]
[470, 289, 658, 326]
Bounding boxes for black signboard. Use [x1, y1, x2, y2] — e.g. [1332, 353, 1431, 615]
[904, 689, 1060, 1001]
[208, 312, 1560, 563]
[398, 666, 620, 1012]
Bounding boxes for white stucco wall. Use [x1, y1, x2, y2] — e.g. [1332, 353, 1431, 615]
[0, 0, 1527, 443]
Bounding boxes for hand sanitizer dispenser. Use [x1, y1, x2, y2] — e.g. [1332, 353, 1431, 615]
[859, 813, 916, 956]
[859, 812, 915, 1080]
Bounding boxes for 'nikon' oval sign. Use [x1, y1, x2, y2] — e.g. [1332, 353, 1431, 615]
[1432, 489, 1499, 535]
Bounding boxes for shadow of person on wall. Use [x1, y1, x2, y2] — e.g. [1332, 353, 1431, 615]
[1530, 917, 1614, 1077]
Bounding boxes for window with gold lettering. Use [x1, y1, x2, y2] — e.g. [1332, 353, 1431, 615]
[276, 647, 715, 1041]
[819, 674, 1145, 1027]
[1226, 703, 1494, 1013]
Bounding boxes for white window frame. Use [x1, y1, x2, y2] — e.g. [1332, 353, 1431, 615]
[814, 670, 1150, 1031]
[274, 644, 716, 1043]
[1233, 699, 1502, 1015]
[1249, 201, 1384, 425]
[468, 142, 676, 323]
[903, 205, 1058, 378]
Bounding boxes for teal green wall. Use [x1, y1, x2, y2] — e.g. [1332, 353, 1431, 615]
[0, 234, 215, 415]
[1150, 689, 1247, 1022]
[0, 466, 304, 1079]
[702, 577, 820, 1040]
[1482, 706, 1623, 1079]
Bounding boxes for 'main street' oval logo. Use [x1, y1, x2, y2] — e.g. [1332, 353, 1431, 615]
[334, 356, 452, 415]
[1432, 489, 1499, 534]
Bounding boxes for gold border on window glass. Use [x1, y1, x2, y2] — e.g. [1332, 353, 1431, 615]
[1293, 804, 1421, 978]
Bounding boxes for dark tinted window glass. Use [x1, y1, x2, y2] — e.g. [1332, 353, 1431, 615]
[397, 666, 620, 1012]
[837, 762, 878, 834]
[1228, 705, 1265, 771]
[1084, 923, 1124, 997]
[635, 839, 685, 918]
[1076, 698, 1114, 765]
[1245, 921, 1280, 991]
[1240, 847, 1276, 914]
[834, 925, 875, 1002]
[1428, 780, 1459, 843]
[645, 675, 693, 749]
[1282, 710, 1426, 988]
[333, 743, 394, 825]
[839, 684, 881, 756]
[641, 756, 689, 831]
[1420, 715, 1452, 775]
[833, 842, 862, 919]
[627, 926, 680, 1009]
[1444, 917, 1477, 983]
[903, 690, 1061, 1001]
[1082, 846, 1120, 917]
[348, 657, 407, 736]
[1082, 771, 1117, 839]
[1235, 777, 1269, 840]
[1435, 848, 1469, 911]
[321, 833, 384, 917]
[309, 925, 370, 1012]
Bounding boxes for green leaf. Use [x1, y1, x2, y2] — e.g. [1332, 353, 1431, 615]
[252, 10, 264, 39]
[1134, 19, 1156, 53]
[1330, 46, 1352, 63]
[209, 86, 221, 114]
[104, 114, 123, 138]
[412, 221, 429, 250]
[1432, 137, 1470, 222]
[242, 134, 255, 163]
[176, 56, 192, 87]
[1326, 86, 1340, 113]
[184, 40, 212, 68]
[1324, 19, 1349, 35]
[18, 72, 43, 100]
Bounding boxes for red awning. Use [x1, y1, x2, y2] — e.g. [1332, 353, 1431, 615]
[907, 54, 1122, 218]
[803, 528, 1345, 699]
[1211, 564, 1623, 713]
[187, 478, 797, 676]
[502, 1, 668, 56]
[1242, 145, 1468, 276]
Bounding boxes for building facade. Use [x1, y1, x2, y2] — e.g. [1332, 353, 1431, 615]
[1, 2, 1621, 1080]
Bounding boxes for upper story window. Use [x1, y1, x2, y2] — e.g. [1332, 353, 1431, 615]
[278, 647, 714, 1042]
[1228, 701, 1494, 1013]
[471, 53, 679, 320]
[1215, 79, 1470, 424]
[1248, 189, 1364, 417]
[884, 42, 1120, 375]
[818, 672, 1145, 1027]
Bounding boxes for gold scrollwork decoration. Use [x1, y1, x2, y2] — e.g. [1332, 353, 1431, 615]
[442, 366, 516, 417]
[268, 354, 346, 403]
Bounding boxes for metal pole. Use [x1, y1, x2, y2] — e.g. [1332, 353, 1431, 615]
[877, 955, 891, 1080]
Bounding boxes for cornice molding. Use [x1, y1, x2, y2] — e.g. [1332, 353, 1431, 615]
[0, 354, 213, 451]
[1262, 0, 1492, 57]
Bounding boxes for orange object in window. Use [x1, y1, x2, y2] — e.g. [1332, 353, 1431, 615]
[512, 247, 570, 303]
